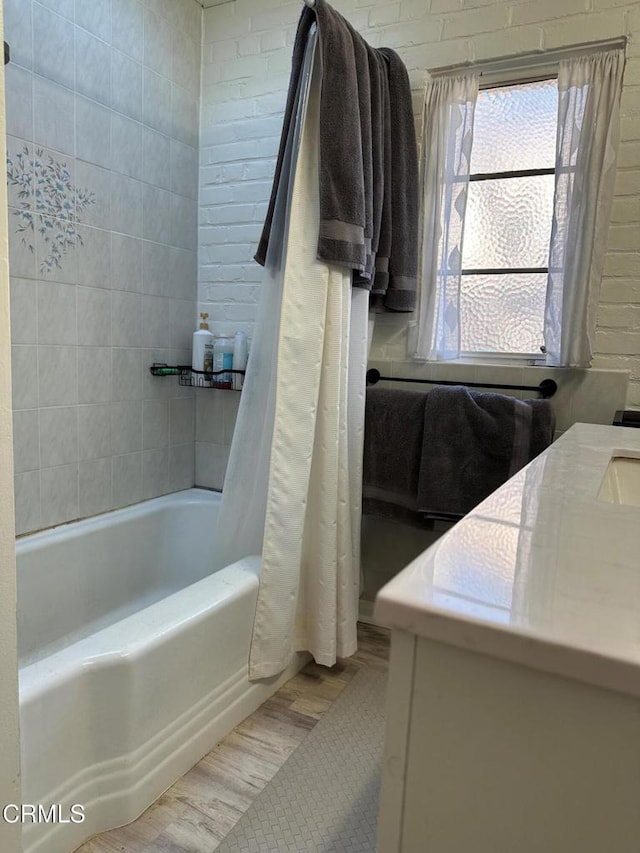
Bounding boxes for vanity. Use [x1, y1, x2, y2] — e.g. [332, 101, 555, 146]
[375, 423, 640, 853]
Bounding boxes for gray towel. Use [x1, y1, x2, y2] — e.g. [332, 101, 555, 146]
[255, 1, 418, 313]
[373, 48, 419, 312]
[255, 1, 367, 273]
[363, 388, 427, 516]
[417, 386, 556, 516]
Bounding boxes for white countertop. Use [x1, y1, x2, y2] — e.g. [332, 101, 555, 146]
[374, 423, 640, 698]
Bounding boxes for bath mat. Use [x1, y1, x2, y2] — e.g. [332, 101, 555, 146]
[214, 662, 387, 853]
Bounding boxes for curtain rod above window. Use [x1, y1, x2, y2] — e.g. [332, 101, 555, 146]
[428, 36, 627, 86]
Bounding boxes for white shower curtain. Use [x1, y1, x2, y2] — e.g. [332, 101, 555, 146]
[213, 30, 369, 680]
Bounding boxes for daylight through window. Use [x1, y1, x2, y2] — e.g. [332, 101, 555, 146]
[460, 79, 558, 356]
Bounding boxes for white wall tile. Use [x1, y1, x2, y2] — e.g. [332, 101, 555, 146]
[111, 400, 143, 454]
[77, 346, 112, 404]
[33, 6, 75, 89]
[169, 442, 195, 489]
[170, 396, 195, 442]
[79, 457, 113, 516]
[37, 0, 74, 20]
[38, 346, 78, 407]
[112, 291, 142, 347]
[5, 65, 34, 141]
[142, 127, 171, 190]
[77, 286, 111, 346]
[41, 463, 79, 528]
[75, 0, 111, 42]
[195, 441, 228, 490]
[110, 172, 143, 237]
[140, 295, 172, 347]
[142, 398, 170, 449]
[75, 28, 111, 107]
[111, 52, 144, 122]
[112, 451, 143, 508]
[143, 8, 173, 76]
[13, 410, 40, 473]
[78, 403, 112, 460]
[112, 234, 143, 292]
[111, 0, 144, 62]
[4, 0, 34, 70]
[143, 68, 172, 136]
[11, 345, 39, 410]
[142, 240, 172, 296]
[14, 471, 41, 536]
[39, 406, 78, 467]
[76, 226, 112, 289]
[142, 185, 172, 245]
[33, 76, 75, 156]
[142, 446, 169, 498]
[170, 140, 198, 199]
[37, 281, 77, 345]
[74, 161, 112, 229]
[111, 347, 142, 401]
[10, 278, 38, 344]
[170, 193, 197, 250]
[111, 114, 143, 180]
[76, 96, 112, 168]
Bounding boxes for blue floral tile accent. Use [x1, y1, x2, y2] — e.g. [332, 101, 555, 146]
[6, 146, 96, 274]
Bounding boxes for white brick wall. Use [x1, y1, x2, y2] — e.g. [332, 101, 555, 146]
[199, 0, 640, 407]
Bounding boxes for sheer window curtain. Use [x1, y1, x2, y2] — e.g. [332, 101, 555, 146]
[409, 73, 478, 361]
[544, 47, 626, 367]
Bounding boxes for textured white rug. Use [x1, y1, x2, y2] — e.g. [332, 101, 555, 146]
[215, 662, 387, 852]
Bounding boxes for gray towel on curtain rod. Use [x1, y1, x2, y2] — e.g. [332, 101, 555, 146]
[417, 386, 556, 516]
[363, 387, 431, 527]
[254, 0, 418, 312]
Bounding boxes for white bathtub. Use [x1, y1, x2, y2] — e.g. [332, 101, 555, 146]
[17, 488, 305, 853]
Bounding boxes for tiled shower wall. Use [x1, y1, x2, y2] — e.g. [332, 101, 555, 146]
[5, 0, 202, 535]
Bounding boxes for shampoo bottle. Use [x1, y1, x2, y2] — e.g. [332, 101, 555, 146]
[232, 330, 248, 390]
[213, 336, 234, 389]
[192, 313, 214, 381]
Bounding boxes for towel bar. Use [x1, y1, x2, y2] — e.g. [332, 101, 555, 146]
[366, 369, 558, 399]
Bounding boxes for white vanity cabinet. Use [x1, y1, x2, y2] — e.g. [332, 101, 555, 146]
[375, 423, 640, 853]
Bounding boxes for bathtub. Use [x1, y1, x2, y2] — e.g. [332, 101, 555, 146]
[17, 488, 306, 853]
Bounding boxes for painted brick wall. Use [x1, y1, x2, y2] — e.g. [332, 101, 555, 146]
[197, 0, 640, 485]
[199, 0, 640, 365]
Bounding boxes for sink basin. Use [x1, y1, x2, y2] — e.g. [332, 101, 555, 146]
[597, 452, 640, 506]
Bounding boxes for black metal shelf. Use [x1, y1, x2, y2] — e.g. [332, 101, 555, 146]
[150, 363, 245, 390]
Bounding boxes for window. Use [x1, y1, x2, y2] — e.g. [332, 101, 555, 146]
[413, 43, 625, 368]
[460, 79, 558, 356]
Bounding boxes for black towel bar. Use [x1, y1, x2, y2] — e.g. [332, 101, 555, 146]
[366, 368, 558, 399]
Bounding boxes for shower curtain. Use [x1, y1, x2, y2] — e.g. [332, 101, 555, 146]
[213, 30, 369, 679]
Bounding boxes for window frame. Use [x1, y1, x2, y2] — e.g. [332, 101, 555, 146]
[459, 75, 559, 362]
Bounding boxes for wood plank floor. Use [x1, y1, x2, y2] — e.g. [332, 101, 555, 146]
[76, 623, 389, 853]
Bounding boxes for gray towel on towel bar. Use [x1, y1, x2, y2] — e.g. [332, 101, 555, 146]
[417, 386, 556, 516]
[363, 388, 428, 523]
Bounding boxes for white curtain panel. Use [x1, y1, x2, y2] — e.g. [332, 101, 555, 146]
[409, 72, 478, 361]
[544, 47, 625, 367]
[249, 43, 367, 679]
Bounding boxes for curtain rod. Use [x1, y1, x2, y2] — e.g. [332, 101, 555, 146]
[428, 36, 627, 80]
